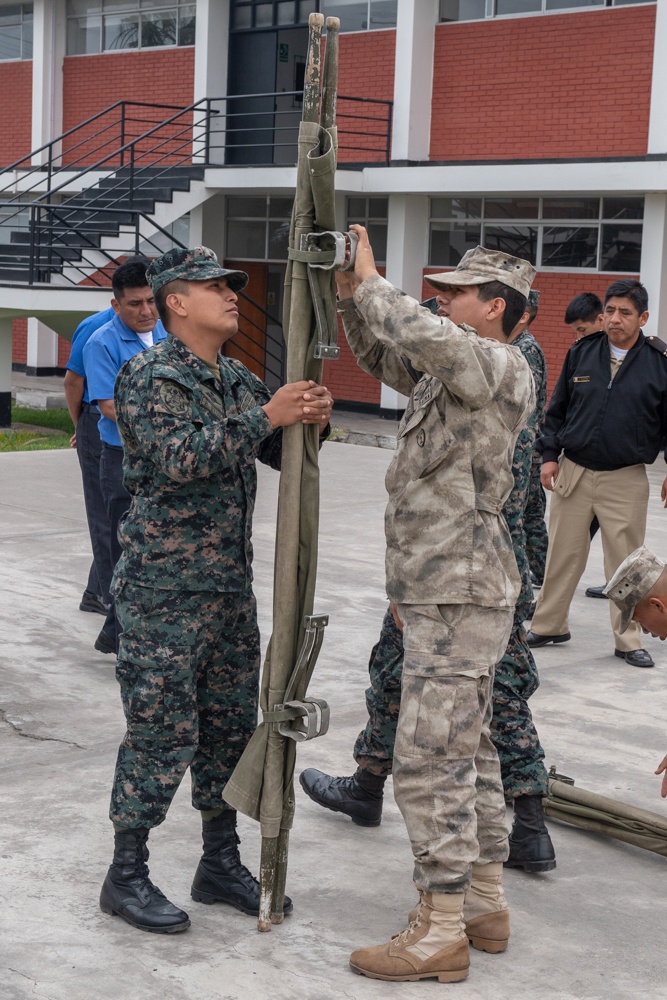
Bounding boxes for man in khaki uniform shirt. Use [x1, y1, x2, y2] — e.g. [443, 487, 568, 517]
[336, 229, 535, 984]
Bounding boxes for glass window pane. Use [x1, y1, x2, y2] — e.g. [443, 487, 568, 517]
[496, 0, 541, 13]
[368, 197, 388, 218]
[299, 1, 317, 19]
[23, 3, 33, 16]
[226, 219, 266, 258]
[141, 12, 176, 46]
[0, 26, 21, 58]
[22, 15, 32, 57]
[227, 197, 267, 218]
[542, 226, 598, 268]
[347, 197, 367, 219]
[268, 219, 290, 258]
[103, 0, 138, 10]
[268, 197, 294, 218]
[0, 6, 21, 25]
[104, 13, 139, 49]
[439, 0, 486, 20]
[367, 222, 387, 261]
[542, 198, 599, 220]
[323, 2, 368, 32]
[546, 0, 604, 8]
[255, 3, 273, 26]
[141, 0, 173, 8]
[484, 198, 538, 220]
[68, 0, 102, 13]
[602, 197, 644, 220]
[369, 1, 397, 29]
[67, 15, 101, 53]
[482, 226, 537, 264]
[600, 224, 642, 272]
[178, 5, 195, 43]
[431, 197, 482, 220]
[232, 5, 252, 28]
[429, 222, 482, 267]
[277, 1, 296, 25]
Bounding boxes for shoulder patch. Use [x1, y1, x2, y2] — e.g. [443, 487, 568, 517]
[158, 380, 190, 416]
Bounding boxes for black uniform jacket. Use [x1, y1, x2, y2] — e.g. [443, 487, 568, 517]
[537, 331, 667, 471]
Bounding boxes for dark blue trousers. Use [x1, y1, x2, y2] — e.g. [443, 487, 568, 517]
[76, 405, 113, 604]
[99, 443, 132, 643]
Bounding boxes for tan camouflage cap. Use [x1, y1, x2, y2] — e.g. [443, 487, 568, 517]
[425, 246, 536, 298]
[146, 246, 249, 295]
[603, 546, 666, 633]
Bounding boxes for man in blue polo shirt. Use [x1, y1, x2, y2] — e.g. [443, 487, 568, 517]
[84, 257, 167, 655]
[65, 306, 115, 616]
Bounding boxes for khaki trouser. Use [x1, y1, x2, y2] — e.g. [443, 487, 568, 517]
[531, 458, 649, 652]
[393, 603, 513, 893]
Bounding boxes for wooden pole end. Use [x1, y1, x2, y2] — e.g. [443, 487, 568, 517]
[309, 13, 325, 27]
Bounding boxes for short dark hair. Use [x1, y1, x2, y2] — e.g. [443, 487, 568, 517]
[604, 279, 648, 315]
[112, 255, 152, 299]
[477, 281, 527, 338]
[564, 292, 603, 325]
[154, 278, 191, 326]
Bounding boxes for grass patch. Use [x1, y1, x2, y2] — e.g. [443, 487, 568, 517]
[0, 428, 72, 452]
[11, 405, 74, 434]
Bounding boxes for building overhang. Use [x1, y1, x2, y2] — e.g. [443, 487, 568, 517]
[0, 284, 111, 340]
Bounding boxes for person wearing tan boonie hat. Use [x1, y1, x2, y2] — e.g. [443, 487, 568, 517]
[604, 545, 667, 639]
[424, 245, 536, 299]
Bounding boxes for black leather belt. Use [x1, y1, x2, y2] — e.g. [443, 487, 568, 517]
[81, 402, 99, 412]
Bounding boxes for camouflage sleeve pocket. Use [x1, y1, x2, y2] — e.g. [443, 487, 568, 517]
[116, 636, 197, 739]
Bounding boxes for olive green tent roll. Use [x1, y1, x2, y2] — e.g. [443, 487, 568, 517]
[544, 777, 667, 857]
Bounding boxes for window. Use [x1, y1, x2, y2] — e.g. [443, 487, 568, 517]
[66, 0, 195, 55]
[225, 196, 294, 261]
[0, 3, 33, 61]
[230, 0, 396, 31]
[347, 196, 388, 261]
[439, 0, 652, 22]
[429, 196, 643, 272]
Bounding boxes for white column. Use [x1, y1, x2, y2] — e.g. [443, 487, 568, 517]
[0, 319, 12, 427]
[390, 0, 439, 162]
[193, 0, 231, 163]
[380, 193, 430, 416]
[31, 0, 66, 165]
[640, 194, 667, 341]
[26, 318, 59, 375]
[648, 0, 667, 154]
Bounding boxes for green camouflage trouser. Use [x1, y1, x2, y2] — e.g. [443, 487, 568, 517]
[110, 583, 260, 829]
[354, 605, 548, 800]
[524, 457, 549, 586]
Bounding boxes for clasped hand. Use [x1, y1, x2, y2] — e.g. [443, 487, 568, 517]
[263, 380, 333, 430]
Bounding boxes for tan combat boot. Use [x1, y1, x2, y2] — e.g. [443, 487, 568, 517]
[349, 891, 469, 983]
[463, 861, 510, 953]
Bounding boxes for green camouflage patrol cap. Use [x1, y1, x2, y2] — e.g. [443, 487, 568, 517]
[604, 546, 665, 633]
[425, 246, 536, 298]
[146, 246, 249, 295]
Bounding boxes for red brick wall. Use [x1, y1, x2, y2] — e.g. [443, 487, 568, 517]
[62, 48, 195, 166]
[57, 335, 71, 367]
[423, 268, 637, 400]
[0, 61, 32, 165]
[337, 30, 395, 164]
[12, 319, 27, 364]
[431, 7, 655, 161]
[323, 319, 382, 406]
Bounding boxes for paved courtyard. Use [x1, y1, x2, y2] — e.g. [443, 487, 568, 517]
[1, 443, 666, 1000]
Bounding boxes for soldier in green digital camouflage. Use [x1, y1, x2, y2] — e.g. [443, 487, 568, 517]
[518, 292, 549, 588]
[301, 292, 556, 877]
[99, 246, 333, 934]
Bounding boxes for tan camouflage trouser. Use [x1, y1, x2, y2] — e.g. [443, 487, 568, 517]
[394, 603, 513, 894]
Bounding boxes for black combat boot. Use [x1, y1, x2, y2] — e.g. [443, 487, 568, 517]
[505, 795, 557, 873]
[299, 767, 386, 827]
[191, 810, 293, 916]
[99, 829, 191, 933]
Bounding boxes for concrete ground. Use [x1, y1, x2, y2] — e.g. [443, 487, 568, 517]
[2, 440, 667, 1000]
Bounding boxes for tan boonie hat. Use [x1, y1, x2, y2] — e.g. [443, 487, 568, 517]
[603, 546, 665, 633]
[425, 246, 536, 299]
[146, 246, 249, 295]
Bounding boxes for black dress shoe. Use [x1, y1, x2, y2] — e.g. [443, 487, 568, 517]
[585, 585, 608, 599]
[615, 648, 654, 668]
[526, 630, 571, 648]
[299, 768, 385, 827]
[80, 591, 110, 615]
[95, 628, 117, 655]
